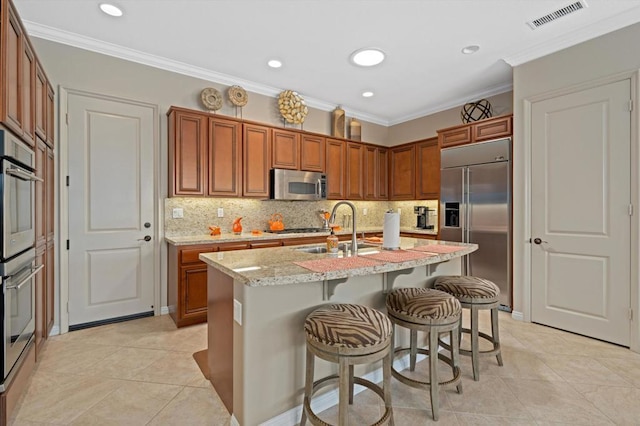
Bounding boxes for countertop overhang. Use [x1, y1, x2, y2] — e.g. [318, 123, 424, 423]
[199, 237, 476, 287]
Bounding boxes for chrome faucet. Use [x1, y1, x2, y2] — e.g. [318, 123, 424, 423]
[330, 201, 358, 255]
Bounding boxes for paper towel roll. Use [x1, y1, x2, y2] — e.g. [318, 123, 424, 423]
[383, 212, 400, 250]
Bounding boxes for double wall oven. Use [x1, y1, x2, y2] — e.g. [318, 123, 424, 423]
[0, 127, 42, 392]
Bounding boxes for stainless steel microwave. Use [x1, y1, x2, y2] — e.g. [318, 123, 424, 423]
[270, 169, 327, 200]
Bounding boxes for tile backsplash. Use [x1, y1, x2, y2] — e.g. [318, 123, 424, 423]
[164, 198, 438, 236]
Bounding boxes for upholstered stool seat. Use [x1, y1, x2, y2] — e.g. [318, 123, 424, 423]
[301, 304, 394, 426]
[386, 288, 462, 421]
[434, 276, 503, 381]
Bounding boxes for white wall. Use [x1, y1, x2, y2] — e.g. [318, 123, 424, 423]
[513, 22, 640, 349]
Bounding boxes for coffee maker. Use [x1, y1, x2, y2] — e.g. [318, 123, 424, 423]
[414, 206, 435, 229]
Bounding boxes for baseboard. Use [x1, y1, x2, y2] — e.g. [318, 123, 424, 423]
[259, 353, 424, 426]
[230, 414, 240, 426]
[511, 310, 524, 321]
[48, 325, 60, 337]
[160, 306, 169, 315]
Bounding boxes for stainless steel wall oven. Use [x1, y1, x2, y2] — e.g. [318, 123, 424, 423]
[0, 126, 40, 391]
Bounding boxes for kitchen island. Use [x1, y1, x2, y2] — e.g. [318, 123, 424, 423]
[200, 237, 476, 426]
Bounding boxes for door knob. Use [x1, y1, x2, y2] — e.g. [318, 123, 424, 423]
[144, 222, 151, 228]
[533, 238, 547, 245]
[138, 235, 152, 242]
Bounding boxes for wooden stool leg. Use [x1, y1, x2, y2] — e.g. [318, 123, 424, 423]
[348, 364, 354, 404]
[409, 329, 418, 371]
[491, 307, 504, 366]
[451, 328, 462, 394]
[383, 346, 394, 426]
[339, 358, 350, 425]
[300, 346, 315, 426]
[471, 305, 480, 381]
[429, 330, 439, 421]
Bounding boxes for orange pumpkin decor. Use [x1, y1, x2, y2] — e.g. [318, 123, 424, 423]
[208, 225, 221, 236]
[232, 217, 243, 234]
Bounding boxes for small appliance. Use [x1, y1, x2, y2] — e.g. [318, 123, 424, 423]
[414, 206, 434, 229]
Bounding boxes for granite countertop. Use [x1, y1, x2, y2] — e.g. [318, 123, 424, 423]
[165, 226, 438, 246]
[199, 237, 476, 287]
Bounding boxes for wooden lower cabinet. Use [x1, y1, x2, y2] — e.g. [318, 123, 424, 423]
[35, 245, 46, 359]
[400, 232, 438, 240]
[0, 344, 35, 426]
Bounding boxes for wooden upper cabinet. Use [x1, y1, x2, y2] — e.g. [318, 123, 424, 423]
[208, 117, 242, 197]
[21, 38, 35, 146]
[415, 137, 440, 199]
[438, 114, 513, 148]
[271, 128, 299, 170]
[46, 84, 55, 147]
[364, 146, 377, 200]
[168, 109, 207, 196]
[300, 134, 325, 172]
[326, 139, 345, 199]
[35, 62, 47, 140]
[389, 144, 416, 200]
[4, 6, 23, 136]
[378, 148, 388, 199]
[345, 142, 364, 200]
[243, 124, 271, 198]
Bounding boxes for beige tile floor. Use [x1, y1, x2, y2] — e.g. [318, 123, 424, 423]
[9, 311, 640, 425]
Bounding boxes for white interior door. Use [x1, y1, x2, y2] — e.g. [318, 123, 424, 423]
[67, 92, 156, 327]
[530, 79, 631, 346]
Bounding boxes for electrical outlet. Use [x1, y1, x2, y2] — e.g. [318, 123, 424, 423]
[217, 252, 224, 260]
[363, 208, 368, 216]
[397, 208, 402, 216]
[217, 208, 224, 218]
[233, 299, 242, 325]
[172, 208, 183, 219]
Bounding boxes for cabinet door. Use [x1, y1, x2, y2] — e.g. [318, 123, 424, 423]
[271, 128, 299, 170]
[35, 138, 46, 247]
[46, 84, 55, 146]
[46, 148, 55, 243]
[35, 63, 47, 140]
[438, 126, 472, 148]
[244, 124, 271, 197]
[21, 38, 35, 146]
[345, 142, 363, 200]
[363, 146, 377, 200]
[169, 110, 207, 196]
[389, 144, 416, 200]
[416, 137, 440, 199]
[46, 242, 55, 335]
[300, 135, 325, 172]
[474, 115, 512, 142]
[209, 117, 242, 197]
[326, 139, 345, 199]
[35, 246, 46, 358]
[4, 6, 23, 135]
[378, 148, 388, 199]
[181, 265, 208, 319]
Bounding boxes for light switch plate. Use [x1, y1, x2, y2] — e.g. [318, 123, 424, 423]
[217, 208, 224, 218]
[363, 208, 368, 216]
[233, 299, 242, 325]
[172, 208, 183, 219]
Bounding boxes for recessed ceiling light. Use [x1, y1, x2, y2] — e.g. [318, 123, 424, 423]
[267, 59, 282, 68]
[350, 48, 385, 67]
[362, 91, 374, 98]
[99, 3, 123, 17]
[461, 45, 480, 55]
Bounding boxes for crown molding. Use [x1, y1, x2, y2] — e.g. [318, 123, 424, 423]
[24, 20, 390, 126]
[503, 6, 640, 66]
[387, 82, 513, 126]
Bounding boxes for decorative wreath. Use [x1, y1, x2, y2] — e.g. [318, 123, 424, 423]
[200, 87, 223, 111]
[278, 90, 308, 124]
[461, 99, 493, 123]
[228, 85, 248, 107]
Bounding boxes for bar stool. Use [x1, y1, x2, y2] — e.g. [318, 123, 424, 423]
[434, 276, 503, 381]
[385, 288, 462, 421]
[300, 303, 394, 426]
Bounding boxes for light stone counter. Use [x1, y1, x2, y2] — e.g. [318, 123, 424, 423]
[165, 226, 438, 246]
[201, 237, 475, 425]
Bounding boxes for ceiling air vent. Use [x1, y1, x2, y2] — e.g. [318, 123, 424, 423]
[527, 0, 588, 29]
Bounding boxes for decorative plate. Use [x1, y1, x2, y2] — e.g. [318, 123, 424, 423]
[201, 87, 223, 111]
[228, 85, 248, 107]
[278, 90, 308, 124]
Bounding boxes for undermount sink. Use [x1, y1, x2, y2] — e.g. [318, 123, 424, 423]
[293, 242, 380, 254]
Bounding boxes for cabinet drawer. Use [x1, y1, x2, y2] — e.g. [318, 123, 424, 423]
[250, 240, 283, 249]
[181, 246, 217, 264]
[218, 242, 251, 251]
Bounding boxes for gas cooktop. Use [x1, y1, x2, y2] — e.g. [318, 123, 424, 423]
[267, 227, 327, 234]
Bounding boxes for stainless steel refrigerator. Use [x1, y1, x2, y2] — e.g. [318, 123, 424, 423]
[440, 138, 512, 309]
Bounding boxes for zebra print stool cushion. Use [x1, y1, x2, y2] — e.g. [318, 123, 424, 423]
[305, 304, 392, 349]
[434, 276, 500, 304]
[386, 288, 461, 325]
